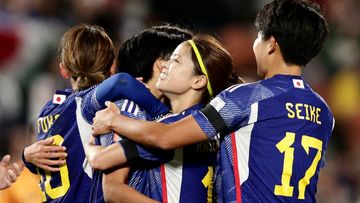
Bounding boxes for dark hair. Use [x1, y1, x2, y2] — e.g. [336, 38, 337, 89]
[117, 24, 193, 83]
[188, 34, 240, 104]
[255, 0, 328, 66]
[59, 24, 115, 90]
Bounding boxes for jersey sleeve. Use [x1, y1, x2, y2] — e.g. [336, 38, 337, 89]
[115, 99, 173, 164]
[192, 84, 250, 139]
[95, 73, 169, 117]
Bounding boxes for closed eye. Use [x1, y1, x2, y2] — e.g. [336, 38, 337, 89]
[170, 54, 181, 63]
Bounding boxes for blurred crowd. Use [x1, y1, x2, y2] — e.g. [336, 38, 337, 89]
[0, 0, 359, 202]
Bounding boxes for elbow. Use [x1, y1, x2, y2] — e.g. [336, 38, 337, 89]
[88, 154, 105, 171]
[103, 181, 127, 203]
[103, 183, 116, 203]
[157, 139, 174, 151]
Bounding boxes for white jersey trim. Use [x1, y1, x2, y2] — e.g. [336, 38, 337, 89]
[75, 97, 93, 178]
[164, 148, 183, 203]
[234, 102, 258, 184]
[120, 99, 140, 116]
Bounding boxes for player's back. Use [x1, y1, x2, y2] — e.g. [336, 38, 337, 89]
[35, 88, 94, 202]
[214, 75, 334, 203]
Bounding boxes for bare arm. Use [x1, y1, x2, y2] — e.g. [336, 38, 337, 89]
[92, 102, 208, 150]
[102, 167, 159, 203]
[84, 136, 127, 170]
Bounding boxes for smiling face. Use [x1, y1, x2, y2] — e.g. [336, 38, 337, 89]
[156, 42, 201, 97]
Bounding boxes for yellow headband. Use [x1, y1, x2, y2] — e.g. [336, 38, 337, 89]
[188, 39, 213, 97]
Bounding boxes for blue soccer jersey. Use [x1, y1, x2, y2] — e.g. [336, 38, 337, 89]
[78, 97, 151, 203]
[128, 103, 218, 203]
[192, 75, 335, 203]
[76, 73, 170, 203]
[24, 73, 168, 203]
[26, 88, 94, 203]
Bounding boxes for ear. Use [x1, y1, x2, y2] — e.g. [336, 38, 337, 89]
[110, 60, 117, 76]
[59, 63, 70, 79]
[192, 75, 207, 90]
[267, 36, 277, 55]
[154, 58, 166, 74]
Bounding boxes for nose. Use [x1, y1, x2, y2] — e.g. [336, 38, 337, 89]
[161, 60, 170, 72]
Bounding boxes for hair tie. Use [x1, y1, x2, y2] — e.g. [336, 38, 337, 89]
[188, 40, 213, 97]
[77, 71, 87, 78]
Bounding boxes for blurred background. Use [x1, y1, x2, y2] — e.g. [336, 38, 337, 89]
[0, 0, 359, 202]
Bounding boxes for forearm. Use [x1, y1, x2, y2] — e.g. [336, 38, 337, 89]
[109, 114, 168, 149]
[104, 182, 159, 203]
[103, 167, 159, 203]
[109, 114, 208, 150]
[86, 143, 127, 170]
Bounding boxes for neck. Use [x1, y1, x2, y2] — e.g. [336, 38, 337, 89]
[265, 53, 302, 79]
[146, 77, 164, 100]
[166, 91, 202, 114]
[70, 78, 78, 90]
[265, 64, 302, 79]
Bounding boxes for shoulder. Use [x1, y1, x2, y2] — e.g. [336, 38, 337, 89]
[215, 82, 264, 106]
[76, 85, 100, 111]
[39, 89, 75, 116]
[116, 99, 149, 120]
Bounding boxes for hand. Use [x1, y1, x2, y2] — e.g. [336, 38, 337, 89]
[0, 155, 24, 190]
[92, 101, 120, 136]
[23, 137, 67, 172]
[135, 77, 150, 89]
[84, 136, 106, 169]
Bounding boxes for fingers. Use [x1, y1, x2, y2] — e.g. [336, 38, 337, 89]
[3, 174, 12, 188]
[135, 77, 144, 82]
[39, 159, 66, 167]
[30, 146, 67, 160]
[12, 162, 23, 177]
[32, 157, 66, 172]
[36, 164, 61, 172]
[91, 129, 98, 137]
[41, 137, 54, 145]
[47, 152, 68, 159]
[6, 168, 18, 183]
[89, 136, 96, 146]
[0, 155, 11, 167]
[42, 145, 67, 153]
[108, 102, 120, 113]
[105, 101, 120, 113]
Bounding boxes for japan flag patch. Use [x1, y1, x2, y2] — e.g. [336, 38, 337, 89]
[292, 79, 304, 89]
[53, 93, 67, 104]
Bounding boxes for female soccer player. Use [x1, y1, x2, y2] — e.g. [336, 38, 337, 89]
[21, 24, 165, 203]
[87, 34, 241, 202]
[81, 25, 194, 203]
[92, 0, 334, 202]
